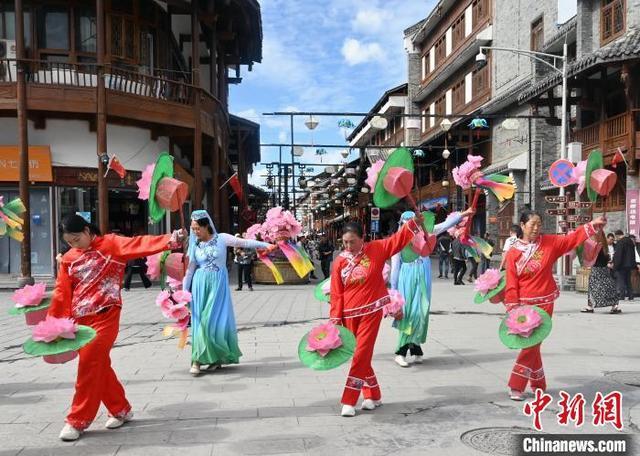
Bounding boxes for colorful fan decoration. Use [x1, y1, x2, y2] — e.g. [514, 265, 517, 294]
[0, 196, 26, 242]
[452, 154, 516, 203]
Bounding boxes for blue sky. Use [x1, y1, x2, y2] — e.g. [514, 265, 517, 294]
[230, 0, 436, 186]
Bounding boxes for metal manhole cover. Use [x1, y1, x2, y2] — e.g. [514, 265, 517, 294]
[604, 371, 640, 387]
[460, 427, 539, 455]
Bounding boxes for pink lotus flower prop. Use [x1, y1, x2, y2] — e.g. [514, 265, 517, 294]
[245, 223, 262, 240]
[452, 155, 483, 189]
[506, 306, 543, 338]
[146, 253, 162, 280]
[244, 206, 303, 242]
[384, 289, 405, 318]
[166, 275, 182, 290]
[12, 282, 46, 308]
[306, 322, 343, 357]
[571, 160, 587, 195]
[365, 160, 385, 190]
[474, 268, 502, 295]
[136, 164, 155, 200]
[32, 316, 78, 343]
[156, 290, 191, 320]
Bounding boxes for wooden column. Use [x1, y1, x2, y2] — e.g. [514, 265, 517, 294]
[621, 63, 637, 174]
[191, 1, 203, 208]
[96, 0, 109, 234]
[15, 0, 33, 286]
[213, 136, 221, 224]
[237, 130, 247, 232]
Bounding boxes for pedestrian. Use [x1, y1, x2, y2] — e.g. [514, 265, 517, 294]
[582, 230, 621, 314]
[48, 214, 186, 441]
[503, 209, 606, 401]
[499, 224, 523, 270]
[390, 208, 473, 367]
[234, 233, 255, 291]
[613, 230, 637, 301]
[123, 257, 152, 291]
[330, 215, 423, 417]
[318, 236, 334, 279]
[183, 210, 274, 376]
[480, 232, 495, 274]
[466, 249, 479, 282]
[436, 232, 452, 279]
[451, 234, 467, 285]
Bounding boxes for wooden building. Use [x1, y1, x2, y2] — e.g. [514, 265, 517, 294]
[0, 0, 262, 279]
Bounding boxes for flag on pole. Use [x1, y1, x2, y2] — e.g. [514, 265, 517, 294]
[220, 172, 244, 204]
[611, 147, 628, 169]
[104, 155, 127, 178]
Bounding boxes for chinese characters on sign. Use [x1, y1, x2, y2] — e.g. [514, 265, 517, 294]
[523, 389, 623, 431]
[627, 189, 640, 238]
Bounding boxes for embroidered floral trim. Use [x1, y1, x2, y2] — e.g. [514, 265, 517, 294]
[364, 375, 378, 388]
[530, 368, 545, 380]
[345, 376, 365, 390]
[343, 296, 390, 319]
[109, 406, 132, 419]
[66, 418, 93, 431]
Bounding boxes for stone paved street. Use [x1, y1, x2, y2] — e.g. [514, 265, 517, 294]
[1, 266, 639, 455]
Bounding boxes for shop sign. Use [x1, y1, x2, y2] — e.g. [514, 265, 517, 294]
[0, 146, 53, 182]
[627, 189, 640, 238]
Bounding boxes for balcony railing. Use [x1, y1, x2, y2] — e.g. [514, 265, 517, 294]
[572, 111, 629, 156]
[0, 58, 195, 105]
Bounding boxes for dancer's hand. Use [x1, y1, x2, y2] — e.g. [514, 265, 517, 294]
[461, 207, 476, 218]
[591, 215, 607, 230]
[412, 211, 425, 227]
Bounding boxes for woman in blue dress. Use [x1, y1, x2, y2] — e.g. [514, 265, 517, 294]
[389, 208, 472, 367]
[183, 210, 272, 376]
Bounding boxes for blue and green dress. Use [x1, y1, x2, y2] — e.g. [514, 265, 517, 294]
[390, 212, 462, 357]
[183, 230, 269, 365]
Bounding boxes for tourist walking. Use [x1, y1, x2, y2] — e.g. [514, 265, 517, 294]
[582, 231, 621, 314]
[503, 210, 606, 401]
[183, 210, 273, 376]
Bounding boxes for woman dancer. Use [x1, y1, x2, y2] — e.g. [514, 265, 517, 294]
[183, 210, 272, 376]
[390, 208, 473, 367]
[330, 215, 422, 417]
[49, 214, 185, 441]
[582, 231, 621, 314]
[503, 210, 606, 400]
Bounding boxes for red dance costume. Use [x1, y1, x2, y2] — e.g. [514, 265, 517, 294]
[503, 222, 597, 392]
[330, 220, 420, 406]
[48, 234, 172, 430]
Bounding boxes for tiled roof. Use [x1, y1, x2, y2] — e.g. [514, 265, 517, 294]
[480, 79, 531, 114]
[542, 16, 577, 52]
[518, 29, 640, 103]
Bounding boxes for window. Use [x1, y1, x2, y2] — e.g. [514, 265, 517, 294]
[531, 16, 544, 51]
[0, 3, 31, 48]
[38, 6, 69, 50]
[421, 108, 427, 132]
[472, 64, 489, 98]
[434, 36, 446, 66]
[435, 94, 446, 117]
[601, 0, 625, 44]
[421, 53, 429, 79]
[110, 15, 136, 61]
[452, 14, 465, 49]
[472, 0, 490, 28]
[452, 79, 465, 111]
[75, 7, 96, 53]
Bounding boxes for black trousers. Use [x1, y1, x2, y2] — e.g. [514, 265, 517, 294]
[123, 266, 151, 290]
[396, 343, 423, 357]
[615, 268, 634, 300]
[468, 258, 478, 280]
[453, 259, 467, 284]
[237, 263, 253, 289]
[321, 260, 332, 279]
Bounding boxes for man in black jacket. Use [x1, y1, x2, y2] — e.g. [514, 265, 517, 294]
[318, 237, 334, 279]
[613, 230, 636, 301]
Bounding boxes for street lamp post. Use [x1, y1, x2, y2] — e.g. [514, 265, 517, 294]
[477, 43, 568, 287]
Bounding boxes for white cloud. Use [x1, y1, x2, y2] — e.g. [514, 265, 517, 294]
[341, 38, 386, 66]
[278, 131, 288, 142]
[351, 8, 391, 34]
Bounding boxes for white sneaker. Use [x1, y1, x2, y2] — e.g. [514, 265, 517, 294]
[510, 389, 526, 401]
[59, 423, 81, 441]
[360, 399, 383, 410]
[340, 404, 356, 417]
[105, 412, 133, 429]
[394, 355, 410, 367]
[413, 355, 423, 364]
[190, 363, 201, 376]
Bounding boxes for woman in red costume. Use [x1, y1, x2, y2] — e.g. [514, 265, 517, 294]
[48, 214, 185, 441]
[503, 209, 606, 401]
[330, 216, 422, 417]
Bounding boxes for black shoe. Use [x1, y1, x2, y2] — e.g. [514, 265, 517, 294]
[628, 297, 634, 301]
[444, 275, 449, 279]
[249, 287, 254, 291]
[437, 275, 443, 278]
[235, 287, 242, 291]
[459, 281, 466, 285]
[124, 288, 130, 292]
